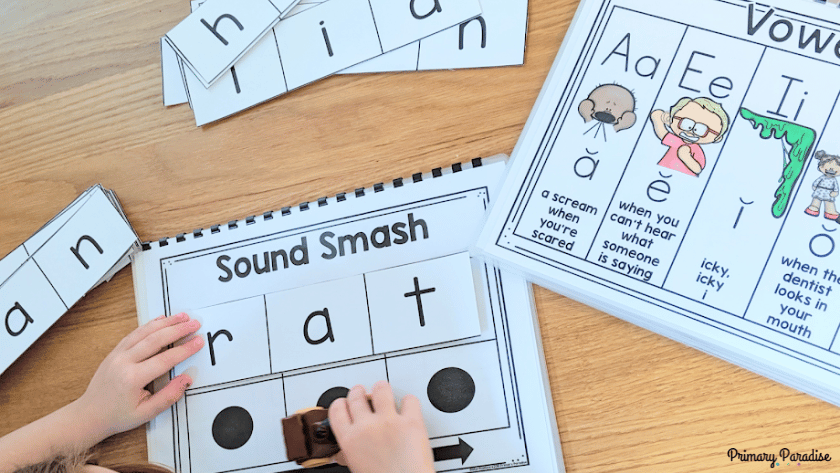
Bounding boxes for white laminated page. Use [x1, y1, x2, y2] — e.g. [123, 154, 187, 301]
[343, 0, 528, 74]
[33, 189, 139, 308]
[185, 31, 288, 127]
[4, 185, 118, 286]
[162, 38, 189, 106]
[1, 186, 138, 375]
[284, 0, 319, 17]
[273, 0, 383, 90]
[417, 0, 528, 70]
[0, 260, 69, 374]
[264, 275, 374, 374]
[478, 0, 840, 407]
[165, 0, 281, 87]
[365, 252, 482, 353]
[367, 0, 482, 53]
[0, 247, 29, 285]
[341, 43, 421, 74]
[184, 0, 483, 125]
[3, 185, 98, 287]
[132, 156, 564, 473]
[270, 0, 304, 18]
[22, 187, 96, 255]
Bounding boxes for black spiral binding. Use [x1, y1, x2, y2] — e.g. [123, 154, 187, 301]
[141, 157, 486, 250]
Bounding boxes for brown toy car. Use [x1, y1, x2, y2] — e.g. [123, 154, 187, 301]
[282, 407, 341, 468]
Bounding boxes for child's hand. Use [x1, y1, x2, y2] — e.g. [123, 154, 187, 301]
[0, 313, 204, 470]
[329, 381, 435, 473]
[74, 313, 204, 441]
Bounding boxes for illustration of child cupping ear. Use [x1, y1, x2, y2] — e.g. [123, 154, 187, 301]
[650, 97, 730, 177]
[804, 150, 840, 220]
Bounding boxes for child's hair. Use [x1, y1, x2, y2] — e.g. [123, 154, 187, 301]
[98, 464, 172, 473]
[12, 453, 90, 473]
[13, 455, 172, 473]
[815, 150, 840, 168]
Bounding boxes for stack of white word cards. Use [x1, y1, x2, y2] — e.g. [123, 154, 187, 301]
[0, 185, 140, 375]
[161, 0, 529, 125]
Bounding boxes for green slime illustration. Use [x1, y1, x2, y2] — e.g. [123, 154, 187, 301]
[739, 108, 816, 218]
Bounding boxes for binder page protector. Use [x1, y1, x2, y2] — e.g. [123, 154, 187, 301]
[478, 0, 840, 406]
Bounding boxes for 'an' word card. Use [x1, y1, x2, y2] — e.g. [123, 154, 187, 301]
[165, 0, 282, 88]
[0, 186, 139, 375]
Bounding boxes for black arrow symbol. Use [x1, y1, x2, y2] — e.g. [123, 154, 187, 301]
[433, 438, 474, 464]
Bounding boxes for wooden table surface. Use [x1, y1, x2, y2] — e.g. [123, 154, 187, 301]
[1, 0, 838, 472]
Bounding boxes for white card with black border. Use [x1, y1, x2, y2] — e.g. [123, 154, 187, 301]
[165, 0, 282, 88]
[180, 0, 482, 125]
[132, 156, 565, 473]
[0, 185, 139, 375]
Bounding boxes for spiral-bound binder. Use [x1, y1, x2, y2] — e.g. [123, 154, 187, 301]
[139, 156, 489, 252]
[131, 153, 566, 473]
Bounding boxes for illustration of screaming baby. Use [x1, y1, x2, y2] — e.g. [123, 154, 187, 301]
[649, 97, 730, 177]
[804, 150, 840, 220]
[578, 84, 637, 134]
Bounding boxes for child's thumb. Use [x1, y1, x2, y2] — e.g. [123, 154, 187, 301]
[138, 374, 191, 423]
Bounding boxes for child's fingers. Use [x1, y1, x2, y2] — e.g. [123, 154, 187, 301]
[370, 380, 397, 416]
[328, 397, 352, 434]
[399, 393, 423, 421]
[345, 385, 372, 423]
[118, 313, 189, 351]
[333, 451, 348, 467]
[128, 318, 201, 362]
[136, 373, 192, 423]
[138, 336, 204, 385]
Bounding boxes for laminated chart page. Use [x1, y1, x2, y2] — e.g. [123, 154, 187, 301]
[132, 158, 565, 473]
[478, 0, 840, 405]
